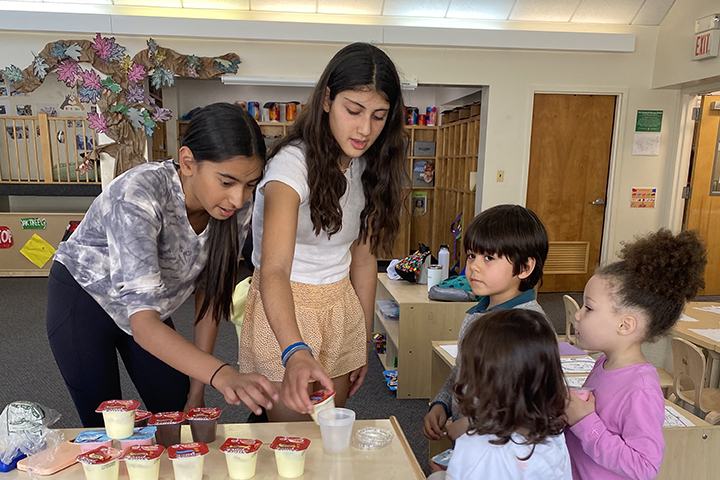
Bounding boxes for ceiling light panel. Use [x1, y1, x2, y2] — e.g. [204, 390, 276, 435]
[42, 0, 112, 3]
[113, 0, 182, 6]
[445, 0, 515, 20]
[632, 0, 675, 26]
[383, 0, 451, 18]
[182, 0, 249, 9]
[571, 0, 644, 24]
[318, 0, 383, 15]
[510, 0, 581, 22]
[250, 0, 317, 13]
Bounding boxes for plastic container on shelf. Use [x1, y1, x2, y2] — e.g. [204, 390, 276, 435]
[438, 245, 450, 281]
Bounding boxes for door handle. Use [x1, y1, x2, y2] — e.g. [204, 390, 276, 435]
[589, 198, 605, 205]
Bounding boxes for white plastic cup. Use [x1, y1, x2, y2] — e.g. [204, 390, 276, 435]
[427, 265, 443, 292]
[317, 408, 355, 453]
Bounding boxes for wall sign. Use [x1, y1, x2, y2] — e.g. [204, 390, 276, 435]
[636, 110, 663, 132]
[631, 188, 657, 209]
[0, 226, 13, 248]
[694, 30, 719, 60]
[20, 217, 47, 229]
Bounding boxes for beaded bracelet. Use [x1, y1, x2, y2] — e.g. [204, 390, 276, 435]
[281, 342, 313, 368]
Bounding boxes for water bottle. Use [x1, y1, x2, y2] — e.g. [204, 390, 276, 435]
[438, 245, 450, 281]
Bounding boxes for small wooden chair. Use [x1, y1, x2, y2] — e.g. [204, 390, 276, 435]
[562, 295, 579, 345]
[669, 337, 720, 425]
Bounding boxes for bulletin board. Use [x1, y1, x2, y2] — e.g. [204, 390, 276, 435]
[0, 213, 84, 277]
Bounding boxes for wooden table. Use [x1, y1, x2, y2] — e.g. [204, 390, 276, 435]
[374, 273, 476, 398]
[428, 342, 719, 479]
[5, 418, 424, 480]
[671, 302, 720, 387]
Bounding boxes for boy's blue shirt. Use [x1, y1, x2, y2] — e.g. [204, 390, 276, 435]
[466, 288, 536, 315]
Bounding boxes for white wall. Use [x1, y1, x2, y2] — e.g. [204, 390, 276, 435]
[0, 27, 680, 259]
[653, 0, 720, 89]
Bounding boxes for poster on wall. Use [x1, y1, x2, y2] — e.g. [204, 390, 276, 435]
[0, 99, 8, 115]
[412, 191, 427, 216]
[632, 133, 661, 156]
[630, 188, 657, 208]
[636, 110, 663, 132]
[37, 104, 59, 117]
[0, 86, 7, 97]
[16, 105, 32, 116]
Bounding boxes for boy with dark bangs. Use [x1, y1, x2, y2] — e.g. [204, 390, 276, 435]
[423, 204, 550, 442]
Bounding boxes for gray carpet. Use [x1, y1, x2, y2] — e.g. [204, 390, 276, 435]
[0, 275, 651, 473]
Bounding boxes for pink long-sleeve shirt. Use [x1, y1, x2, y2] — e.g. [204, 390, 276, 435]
[565, 354, 665, 480]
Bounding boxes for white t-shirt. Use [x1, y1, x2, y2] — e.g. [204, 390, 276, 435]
[446, 432, 572, 480]
[252, 144, 366, 285]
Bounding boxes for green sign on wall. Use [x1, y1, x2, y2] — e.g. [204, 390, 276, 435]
[20, 217, 47, 229]
[636, 110, 663, 132]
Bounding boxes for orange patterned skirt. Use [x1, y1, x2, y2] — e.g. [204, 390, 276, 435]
[237, 270, 367, 382]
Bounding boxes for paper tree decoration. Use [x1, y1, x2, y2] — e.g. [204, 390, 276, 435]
[2, 34, 241, 176]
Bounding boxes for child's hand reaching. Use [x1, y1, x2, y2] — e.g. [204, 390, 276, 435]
[423, 404, 448, 440]
[566, 390, 596, 426]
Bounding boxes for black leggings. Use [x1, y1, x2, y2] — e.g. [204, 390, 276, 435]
[46, 261, 190, 427]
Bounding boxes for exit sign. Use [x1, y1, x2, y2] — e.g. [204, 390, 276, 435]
[694, 30, 719, 60]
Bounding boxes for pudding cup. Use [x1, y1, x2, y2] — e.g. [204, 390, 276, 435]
[269, 436, 310, 479]
[148, 412, 185, 448]
[134, 410, 152, 428]
[119, 427, 157, 450]
[186, 408, 222, 444]
[167, 443, 209, 480]
[309, 389, 336, 425]
[76, 446, 122, 480]
[96, 400, 140, 440]
[121, 445, 165, 480]
[220, 438, 262, 480]
[74, 430, 113, 454]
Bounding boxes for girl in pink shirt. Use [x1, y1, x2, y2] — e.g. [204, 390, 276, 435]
[565, 229, 707, 480]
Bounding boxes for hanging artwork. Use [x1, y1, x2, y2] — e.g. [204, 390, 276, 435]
[1, 34, 241, 176]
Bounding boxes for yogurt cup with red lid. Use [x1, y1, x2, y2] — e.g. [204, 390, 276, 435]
[220, 439, 262, 480]
[121, 445, 165, 480]
[96, 400, 140, 440]
[74, 430, 113, 454]
[269, 437, 311, 479]
[185, 408, 222, 444]
[76, 446, 123, 480]
[148, 412, 185, 447]
[119, 427, 157, 450]
[310, 389, 336, 425]
[134, 410, 152, 428]
[167, 443, 209, 480]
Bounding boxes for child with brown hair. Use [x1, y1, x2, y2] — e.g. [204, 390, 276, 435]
[429, 309, 571, 479]
[565, 229, 707, 480]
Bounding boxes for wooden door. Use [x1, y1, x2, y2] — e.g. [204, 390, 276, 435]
[526, 94, 616, 292]
[685, 95, 720, 294]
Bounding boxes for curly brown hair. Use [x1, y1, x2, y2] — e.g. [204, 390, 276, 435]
[596, 229, 707, 342]
[269, 43, 407, 257]
[454, 309, 567, 457]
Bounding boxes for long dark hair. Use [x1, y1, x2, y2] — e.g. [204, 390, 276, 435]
[454, 309, 567, 458]
[270, 42, 407, 256]
[182, 103, 266, 324]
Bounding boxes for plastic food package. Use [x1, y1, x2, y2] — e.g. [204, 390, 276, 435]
[351, 427, 393, 450]
[0, 401, 62, 473]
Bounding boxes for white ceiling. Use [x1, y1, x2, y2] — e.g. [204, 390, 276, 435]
[6, 0, 677, 25]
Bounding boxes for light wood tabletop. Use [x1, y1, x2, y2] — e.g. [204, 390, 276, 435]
[5, 418, 424, 480]
[671, 302, 720, 387]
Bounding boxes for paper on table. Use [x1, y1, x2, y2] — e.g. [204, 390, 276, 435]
[565, 376, 588, 388]
[689, 328, 720, 343]
[695, 305, 720, 315]
[561, 356, 596, 374]
[663, 405, 696, 428]
[679, 314, 699, 322]
[440, 344, 458, 359]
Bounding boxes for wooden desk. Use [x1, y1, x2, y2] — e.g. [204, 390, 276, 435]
[671, 302, 720, 387]
[5, 418, 423, 480]
[428, 342, 719, 479]
[374, 274, 476, 398]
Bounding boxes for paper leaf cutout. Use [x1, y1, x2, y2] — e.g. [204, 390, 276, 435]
[119, 55, 133, 73]
[91, 33, 125, 62]
[76, 158, 94, 175]
[147, 38, 158, 55]
[101, 77, 122, 94]
[144, 124, 155, 137]
[4, 65, 24, 84]
[150, 66, 174, 89]
[56, 60, 79, 87]
[78, 68, 102, 91]
[110, 104, 129, 115]
[87, 112, 108, 134]
[125, 84, 145, 104]
[33, 55, 50, 80]
[185, 55, 200, 78]
[127, 63, 146, 84]
[127, 107, 144, 130]
[154, 48, 167, 64]
[65, 43, 82, 61]
[214, 58, 240, 74]
[50, 42, 69, 59]
[78, 85, 102, 104]
[151, 107, 172, 123]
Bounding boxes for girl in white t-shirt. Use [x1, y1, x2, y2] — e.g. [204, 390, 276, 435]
[237, 43, 407, 421]
[429, 309, 572, 480]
